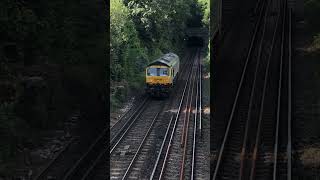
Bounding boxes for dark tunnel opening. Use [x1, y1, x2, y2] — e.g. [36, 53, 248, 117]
[185, 36, 205, 47]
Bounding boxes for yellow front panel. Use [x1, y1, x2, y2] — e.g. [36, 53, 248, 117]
[146, 65, 172, 85]
[146, 76, 172, 85]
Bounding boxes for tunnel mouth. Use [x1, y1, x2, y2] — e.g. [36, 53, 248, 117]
[186, 36, 205, 47]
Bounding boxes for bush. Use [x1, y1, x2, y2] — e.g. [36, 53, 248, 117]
[301, 147, 320, 168]
[110, 0, 208, 108]
[307, 33, 320, 52]
[312, 34, 320, 51]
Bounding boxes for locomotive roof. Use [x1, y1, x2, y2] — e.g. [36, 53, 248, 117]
[147, 53, 179, 67]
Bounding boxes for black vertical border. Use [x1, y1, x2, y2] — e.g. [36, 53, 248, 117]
[105, 0, 110, 178]
[210, 0, 214, 179]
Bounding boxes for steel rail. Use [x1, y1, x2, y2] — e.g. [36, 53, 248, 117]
[149, 116, 174, 180]
[81, 50, 196, 180]
[180, 49, 199, 180]
[180, 57, 196, 147]
[287, 6, 292, 180]
[51, 48, 196, 180]
[80, 147, 106, 180]
[249, 6, 281, 180]
[158, 52, 197, 180]
[113, 49, 194, 180]
[199, 51, 202, 137]
[111, 46, 191, 138]
[191, 52, 201, 180]
[178, 51, 198, 147]
[121, 112, 162, 180]
[110, 97, 149, 144]
[33, 138, 76, 180]
[180, 49, 199, 147]
[38, 99, 146, 180]
[62, 130, 108, 180]
[110, 101, 148, 154]
[239, 1, 271, 179]
[110, 105, 133, 129]
[212, 1, 266, 179]
[273, 1, 287, 179]
[254, 0, 263, 15]
[175, 49, 195, 83]
[112, 46, 190, 140]
[110, 95, 148, 130]
[47, 91, 147, 179]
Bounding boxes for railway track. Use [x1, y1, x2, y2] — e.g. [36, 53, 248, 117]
[64, 48, 197, 180]
[32, 47, 205, 180]
[76, 48, 201, 179]
[212, 0, 293, 179]
[110, 100, 168, 179]
[108, 48, 204, 180]
[32, 93, 151, 180]
[144, 49, 203, 180]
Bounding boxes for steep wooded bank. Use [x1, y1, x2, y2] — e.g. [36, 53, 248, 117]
[110, 0, 209, 109]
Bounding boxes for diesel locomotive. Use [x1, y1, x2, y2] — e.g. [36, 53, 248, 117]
[145, 53, 180, 96]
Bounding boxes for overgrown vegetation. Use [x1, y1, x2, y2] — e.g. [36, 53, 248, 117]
[305, 0, 320, 52]
[197, 0, 210, 72]
[110, 0, 209, 109]
[301, 146, 320, 168]
[197, 0, 210, 27]
[307, 34, 320, 52]
[0, 0, 106, 164]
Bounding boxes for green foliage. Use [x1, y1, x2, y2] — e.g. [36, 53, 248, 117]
[313, 34, 320, 49]
[196, 0, 210, 72]
[125, 0, 192, 44]
[110, 0, 202, 104]
[305, 0, 320, 32]
[110, 0, 147, 83]
[197, 0, 210, 27]
[110, 0, 210, 108]
[308, 33, 320, 52]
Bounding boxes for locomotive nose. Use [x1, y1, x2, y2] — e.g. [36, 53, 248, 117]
[154, 78, 161, 83]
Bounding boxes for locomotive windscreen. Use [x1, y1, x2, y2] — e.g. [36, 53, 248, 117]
[147, 67, 169, 76]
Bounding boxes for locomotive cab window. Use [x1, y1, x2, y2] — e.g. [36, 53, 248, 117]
[160, 68, 168, 76]
[147, 67, 169, 76]
[147, 68, 157, 76]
